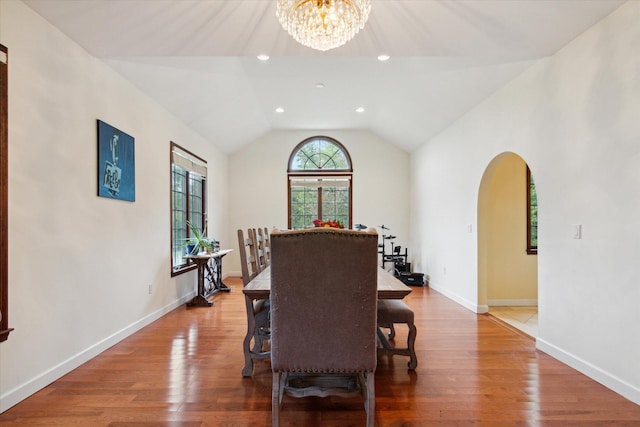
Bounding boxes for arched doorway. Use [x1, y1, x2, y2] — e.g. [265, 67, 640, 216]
[478, 152, 538, 336]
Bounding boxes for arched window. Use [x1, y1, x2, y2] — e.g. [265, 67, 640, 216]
[288, 136, 352, 230]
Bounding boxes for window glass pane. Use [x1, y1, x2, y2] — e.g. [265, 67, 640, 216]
[171, 164, 188, 268]
[290, 186, 318, 230]
[529, 173, 538, 248]
[290, 137, 350, 170]
[188, 173, 204, 232]
[322, 187, 349, 226]
[527, 167, 538, 254]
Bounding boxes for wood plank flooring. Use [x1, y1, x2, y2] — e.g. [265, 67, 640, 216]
[1, 277, 639, 426]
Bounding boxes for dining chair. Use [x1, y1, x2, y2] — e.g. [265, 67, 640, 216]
[377, 299, 418, 370]
[270, 228, 379, 427]
[252, 228, 268, 272]
[237, 228, 270, 354]
[257, 227, 269, 268]
[262, 227, 271, 265]
[242, 228, 261, 277]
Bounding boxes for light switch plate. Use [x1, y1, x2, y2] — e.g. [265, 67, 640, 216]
[572, 224, 582, 239]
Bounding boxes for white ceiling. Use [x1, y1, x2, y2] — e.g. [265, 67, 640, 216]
[23, 0, 624, 153]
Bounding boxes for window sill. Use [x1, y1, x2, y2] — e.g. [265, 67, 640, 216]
[171, 263, 197, 277]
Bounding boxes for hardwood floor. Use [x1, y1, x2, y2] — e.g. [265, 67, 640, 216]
[1, 277, 639, 426]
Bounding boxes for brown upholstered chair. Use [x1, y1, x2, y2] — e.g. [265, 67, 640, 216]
[237, 229, 270, 355]
[270, 228, 379, 427]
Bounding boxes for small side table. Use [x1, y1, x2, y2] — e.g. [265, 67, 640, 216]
[185, 249, 232, 307]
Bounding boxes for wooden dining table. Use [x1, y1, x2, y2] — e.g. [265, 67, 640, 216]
[241, 266, 412, 376]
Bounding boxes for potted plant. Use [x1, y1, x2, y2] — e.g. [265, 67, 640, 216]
[185, 220, 212, 255]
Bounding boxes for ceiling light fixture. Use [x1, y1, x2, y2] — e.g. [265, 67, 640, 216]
[355, 107, 365, 113]
[276, 0, 371, 52]
[377, 54, 390, 62]
[257, 54, 270, 61]
[275, 107, 285, 113]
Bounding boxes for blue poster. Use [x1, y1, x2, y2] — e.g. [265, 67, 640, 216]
[97, 120, 135, 202]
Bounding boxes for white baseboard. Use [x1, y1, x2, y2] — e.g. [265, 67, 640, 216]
[378, 281, 640, 406]
[428, 282, 488, 313]
[537, 338, 640, 405]
[427, 286, 640, 405]
[0, 291, 196, 413]
[488, 299, 538, 306]
[476, 304, 489, 314]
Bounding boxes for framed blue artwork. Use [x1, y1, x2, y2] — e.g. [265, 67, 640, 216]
[97, 119, 135, 202]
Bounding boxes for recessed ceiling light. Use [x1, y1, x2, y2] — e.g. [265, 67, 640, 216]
[257, 54, 270, 61]
[355, 107, 365, 113]
[275, 107, 285, 113]
[377, 54, 390, 62]
[315, 83, 325, 89]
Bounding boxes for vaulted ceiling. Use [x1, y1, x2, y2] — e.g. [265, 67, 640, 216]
[23, 0, 624, 153]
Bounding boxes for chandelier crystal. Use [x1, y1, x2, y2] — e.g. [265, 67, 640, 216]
[276, 0, 371, 51]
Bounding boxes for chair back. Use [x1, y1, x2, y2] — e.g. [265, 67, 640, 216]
[270, 228, 379, 373]
[255, 228, 269, 269]
[237, 228, 261, 286]
[263, 227, 271, 265]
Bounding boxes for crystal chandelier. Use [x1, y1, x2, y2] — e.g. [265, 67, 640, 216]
[276, 0, 371, 51]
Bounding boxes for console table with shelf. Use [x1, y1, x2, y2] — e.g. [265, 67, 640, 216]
[184, 249, 232, 307]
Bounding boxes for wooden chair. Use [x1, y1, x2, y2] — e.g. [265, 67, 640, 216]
[253, 228, 268, 271]
[262, 227, 271, 265]
[377, 299, 418, 370]
[237, 229, 270, 356]
[270, 228, 379, 427]
[239, 228, 260, 279]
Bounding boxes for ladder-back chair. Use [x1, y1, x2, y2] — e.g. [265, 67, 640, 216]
[237, 229, 270, 357]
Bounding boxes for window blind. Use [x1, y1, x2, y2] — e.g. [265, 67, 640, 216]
[171, 145, 207, 177]
[289, 176, 350, 188]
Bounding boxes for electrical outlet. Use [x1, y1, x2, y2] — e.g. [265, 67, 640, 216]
[148, 284, 152, 294]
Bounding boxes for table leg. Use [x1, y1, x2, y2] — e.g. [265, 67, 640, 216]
[211, 257, 231, 292]
[187, 294, 213, 307]
[187, 260, 214, 307]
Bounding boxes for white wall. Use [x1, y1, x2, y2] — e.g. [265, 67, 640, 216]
[227, 130, 410, 274]
[411, 2, 639, 404]
[0, 0, 228, 411]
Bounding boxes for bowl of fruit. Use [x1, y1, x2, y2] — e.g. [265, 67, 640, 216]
[312, 219, 345, 229]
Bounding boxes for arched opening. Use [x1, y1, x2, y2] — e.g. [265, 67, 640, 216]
[478, 152, 538, 337]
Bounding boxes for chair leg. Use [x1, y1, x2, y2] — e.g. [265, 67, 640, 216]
[364, 371, 375, 427]
[252, 330, 263, 352]
[252, 310, 270, 352]
[407, 322, 417, 370]
[272, 372, 282, 427]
